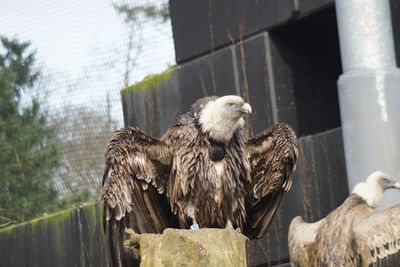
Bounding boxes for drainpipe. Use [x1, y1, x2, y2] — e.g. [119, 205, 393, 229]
[335, 0, 400, 208]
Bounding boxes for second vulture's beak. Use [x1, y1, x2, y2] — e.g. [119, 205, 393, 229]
[387, 179, 400, 190]
[393, 181, 400, 190]
[240, 103, 252, 115]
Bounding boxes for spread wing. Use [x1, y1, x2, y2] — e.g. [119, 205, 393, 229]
[288, 216, 324, 267]
[244, 122, 298, 238]
[353, 205, 400, 267]
[102, 126, 177, 267]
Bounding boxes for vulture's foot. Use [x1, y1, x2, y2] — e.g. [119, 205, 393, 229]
[190, 224, 200, 230]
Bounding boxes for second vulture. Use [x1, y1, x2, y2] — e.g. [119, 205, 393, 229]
[102, 95, 298, 266]
[289, 171, 400, 267]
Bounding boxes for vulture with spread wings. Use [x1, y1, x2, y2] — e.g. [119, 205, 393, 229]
[289, 171, 400, 267]
[102, 95, 298, 266]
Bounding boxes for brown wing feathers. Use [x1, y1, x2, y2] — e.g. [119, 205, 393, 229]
[102, 126, 175, 236]
[102, 127, 175, 267]
[247, 122, 298, 199]
[354, 205, 400, 266]
[102, 126, 171, 221]
[245, 122, 298, 238]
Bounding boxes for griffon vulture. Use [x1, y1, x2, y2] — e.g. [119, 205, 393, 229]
[289, 171, 400, 267]
[102, 95, 298, 266]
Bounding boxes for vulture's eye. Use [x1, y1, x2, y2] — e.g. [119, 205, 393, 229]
[227, 103, 236, 108]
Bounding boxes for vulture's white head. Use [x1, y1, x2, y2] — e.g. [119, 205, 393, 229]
[199, 95, 252, 142]
[352, 171, 400, 208]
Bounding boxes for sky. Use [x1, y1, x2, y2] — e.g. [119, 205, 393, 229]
[0, 0, 175, 126]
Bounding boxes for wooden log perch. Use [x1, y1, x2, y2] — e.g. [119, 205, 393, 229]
[124, 228, 248, 266]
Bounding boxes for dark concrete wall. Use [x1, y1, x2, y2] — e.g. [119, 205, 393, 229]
[0, 203, 107, 267]
[123, 6, 343, 138]
[170, 0, 400, 66]
[391, 0, 400, 66]
[169, 0, 296, 63]
[169, 0, 335, 63]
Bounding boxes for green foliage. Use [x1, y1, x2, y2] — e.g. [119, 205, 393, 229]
[57, 189, 91, 209]
[112, 1, 172, 86]
[0, 37, 64, 225]
[112, 2, 169, 23]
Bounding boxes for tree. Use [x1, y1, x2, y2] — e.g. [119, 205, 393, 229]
[0, 37, 62, 225]
[51, 94, 117, 199]
[112, 1, 170, 86]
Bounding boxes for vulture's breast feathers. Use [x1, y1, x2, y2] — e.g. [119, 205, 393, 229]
[165, 95, 253, 229]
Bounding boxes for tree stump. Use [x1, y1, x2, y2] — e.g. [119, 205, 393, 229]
[124, 228, 248, 266]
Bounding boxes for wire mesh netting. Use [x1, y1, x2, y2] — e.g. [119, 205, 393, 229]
[0, 0, 175, 226]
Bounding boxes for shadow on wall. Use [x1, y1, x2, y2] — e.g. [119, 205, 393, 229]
[268, 7, 342, 137]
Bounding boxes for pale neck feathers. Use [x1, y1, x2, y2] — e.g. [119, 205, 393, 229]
[352, 180, 384, 208]
[199, 100, 244, 142]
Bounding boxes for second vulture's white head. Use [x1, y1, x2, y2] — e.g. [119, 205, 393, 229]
[352, 171, 400, 208]
[199, 95, 252, 142]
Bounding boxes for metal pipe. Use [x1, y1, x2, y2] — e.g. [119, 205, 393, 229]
[336, 0, 400, 208]
[336, 0, 397, 72]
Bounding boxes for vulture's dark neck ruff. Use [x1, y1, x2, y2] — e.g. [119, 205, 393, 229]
[209, 139, 226, 162]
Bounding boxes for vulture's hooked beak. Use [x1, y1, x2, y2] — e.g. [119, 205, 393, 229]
[388, 179, 400, 190]
[393, 181, 400, 190]
[240, 103, 252, 115]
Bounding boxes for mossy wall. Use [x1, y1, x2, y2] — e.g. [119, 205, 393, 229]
[121, 66, 182, 138]
[0, 202, 107, 267]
